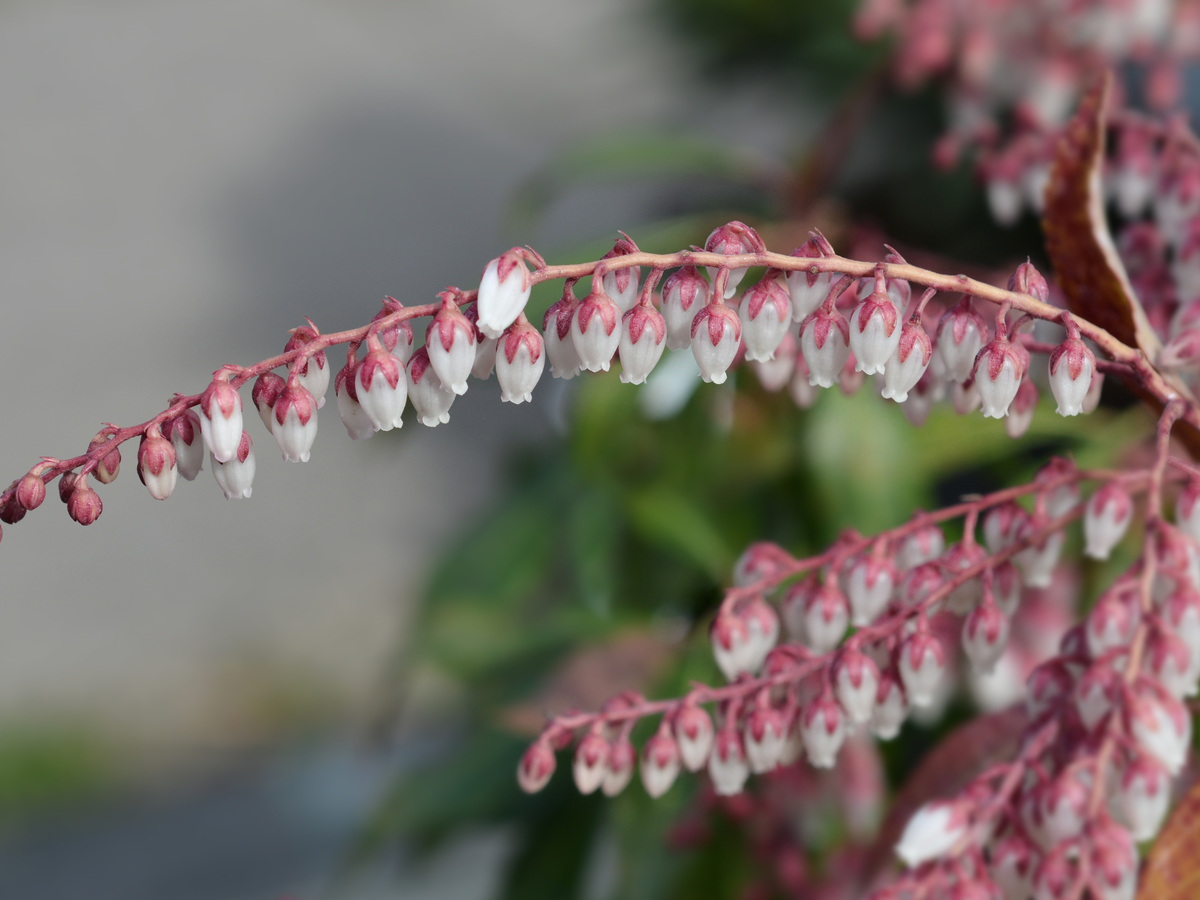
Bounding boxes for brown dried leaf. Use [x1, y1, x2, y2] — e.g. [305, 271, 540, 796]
[1042, 72, 1160, 357]
[1137, 779, 1200, 900]
[862, 707, 1027, 882]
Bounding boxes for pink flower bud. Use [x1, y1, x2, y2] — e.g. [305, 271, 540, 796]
[973, 330, 1026, 419]
[1026, 660, 1075, 720]
[1163, 584, 1200, 673]
[1013, 521, 1064, 589]
[571, 284, 621, 373]
[898, 629, 946, 708]
[1114, 755, 1170, 840]
[602, 736, 635, 797]
[836, 649, 880, 725]
[744, 596, 780, 665]
[1038, 770, 1090, 846]
[675, 704, 714, 772]
[708, 726, 750, 795]
[898, 800, 973, 870]
[406, 348, 455, 427]
[881, 319, 932, 402]
[936, 298, 989, 382]
[14, 473, 45, 512]
[284, 326, 329, 409]
[849, 288, 902, 375]
[1008, 260, 1050, 304]
[166, 409, 204, 481]
[1176, 478, 1200, 542]
[711, 611, 753, 681]
[1048, 337, 1095, 418]
[543, 295, 582, 379]
[252, 371, 286, 431]
[744, 705, 787, 774]
[1005, 378, 1038, 439]
[477, 249, 533, 339]
[271, 381, 318, 463]
[496, 315, 546, 404]
[1035, 458, 1080, 518]
[67, 477, 102, 526]
[798, 306, 851, 388]
[803, 582, 850, 653]
[137, 428, 178, 501]
[1089, 818, 1136, 900]
[372, 299, 415, 364]
[356, 336, 408, 431]
[787, 236, 833, 322]
[732, 541, 790, 587]
[517, 739, 556, 794]
[1147, 628, 1196, 699]
[618, 302, 667, 385]
[983, 502, 1029, 554]
[942, 540, 986, 613]
[334, 363, 377, 441]
[993, 562, 1021, 618]
[427, 298, 477, 396]
[872, 668, 908, 739]
[963, 600, 1009, 673]
[573, 732, 609, 795]
[704, 221, 764, 299]
[1, 491, 27, 525]
[640, 728, 681, 798]
[88, 433, 122, 485]
[1032, 844, 1078, 900]
[846, 555, 898, 626]
[900, 561, 945, 607]
[1074, 665, 1117, 731]
[690, 301, 742, 384]
[199, 371, 244, 464]
[1084, 483, 1134, 560]
[661, 265, 709, 351]
[899, 521, 946, 569]
[1129, 689, 1191, 774]
[802, 692, 847, 768]
[1086, 590, 1139, 657]
[58, 472, 77, 505]
[740, 275, 791, 362]
[991, 833, 1038, 900]
[211, 431, 255, 500]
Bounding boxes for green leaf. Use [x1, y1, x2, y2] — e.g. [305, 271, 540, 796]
[626, 485, 733, 582]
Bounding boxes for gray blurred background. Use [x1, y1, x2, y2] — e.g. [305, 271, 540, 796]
[0, 1, 803, 896]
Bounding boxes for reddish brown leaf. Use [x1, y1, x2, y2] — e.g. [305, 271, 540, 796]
[861, 707, 1027, 882]
[1042, 72, 1160, 357]
[1137, 779, 1200, 900]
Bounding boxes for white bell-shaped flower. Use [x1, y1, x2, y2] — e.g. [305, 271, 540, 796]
[896, 800, 970, 867]
[740, 274, 791, 362]
[674, 705, 714, 772]
[271, 381, 318, 463]
[476, 249, 533, 339]
[1048, 323, 1096, 417]
[167, 409, 205, 481]
[848, 287, 902, 375]
[640, 730, 681, 799]
[602, 737, 635, 797]
[803, 582, 850, 654]
[1084, 482, 1134, 560]
[137, 428, 178, 501]
[495, 315, 546, 404]
[356, 336, 407, 431]
[935, 298, 988, 382]
[1130, 690, 1191, 774]
[573, 732, 609, 796]
[602, 266, 640, 313]
[252, 371, 285, 432]
[426, 296, 477, 396]
[570, 284, 621, 372]
[881, 320, 932, 402]
[690, 301, 742, 384]
[1114, 756, 1170, 841]
[962, 599, 1009, 673]
[708, 728, 750, 795]
[284, 326, 330, 409]
[406, 347, 456, 427]
[798, 306, 851, 388]
[334, 363, 377, 441]
[897, 630, 946, 708]
[1005, 378, 1038, 439]
[787, 232, 835, 321]
[845, 555, 898, 626]
[743, 706, 787, 774]
[871, 671, 908, 740]
[199, 371, 244, 464]
[973, 332, 1027, 419]
[661, 265, 709, 351]
[835, 650, 880, 725]
[704, 221, 765, 299]
[618, 302, 667, 385]
[469, 306, 498, 380]
[801, 694, 847, 769]
[372, 298, 415, 365]
[543, 295, 582, 379]
[211, 431, 255, 500]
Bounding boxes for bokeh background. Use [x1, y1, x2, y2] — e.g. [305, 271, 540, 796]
[0, 1, 1172, 898]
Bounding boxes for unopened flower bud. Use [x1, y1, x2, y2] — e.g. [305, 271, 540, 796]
[1008, 260, 1050, 304]
[427, 296, 477, 396]
[849, 286, 902, 375]
[15, 473, 45, 512]
[941, 539, 986, 613]
[799, 306, 850, 388]
[1048, 335, 1095, 419]
[1084, 483, 1133, 560]
[373, 299, 415, 365]
[974, 327, 1026, 419]
[1089, 818, 1136, 900]
[1075, 665, 1117, 731]
[543, 294, 582, 379]
[640, 727, 681, 798]
[802, 693, 847, 769]
[252, 372, 286, 431]
[881, 319, 932, 402]
[495, 315, 546, 403]
[898, 520, 945, 569]
[1147, 629, 1195, 698]
[271, 381, 318, 462]
[744, 705, 787, 774]
[661, 265, 709, 351]
[406, 348, 456, 427]
[846, 555, 898, 626]
[166, 409, 204, 481]
[618, 302, 667, 385]
[740, 274, 791, 362]
[704, 221, 764, 299]
[573, 732, 609, 795]
[88, 433, 122, 485]
[477, 249, 533, 339]
[517, 739, 556, 794]
[803, 582, 850, 653]
[1005, 378, 1038, 439]
[708, 726, 750, 795]
[211, 431, 255, 500]
[1039, 769, 1091, 846]
[137, 427, 178, 501]
[787, 236, 833, 322]
[1114, 755, 1170, 840]
[895, 799, 970, 867]
[872, 669, 908, 739]
[1085, 590, 1139, 657]
[356, 335, 408, 431]
[1013, 521, 1064, 589]
[900, 561, 945, 607]
[690, 301, 741, 384]
[334, 363, 377, 441]
[963, 600, 1009, 673]
[675, 704, 714, 772]
[0, 489, 25, 525]
[936, 298, 988, 382]
[66, 476, 102, 525]
[199, 371, 244, 464]
[58, 471, 77, 505]
[571, 282, 621, 373]
[284, 326, 329, 409]
[991, 833, 1038, 900]
[602, 736, 635, 797]
[836, 649, 880, 725]
[1129, 689, 1191, 774]
[898, 628, 946, 708]
[983, 502, 1028, 554]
